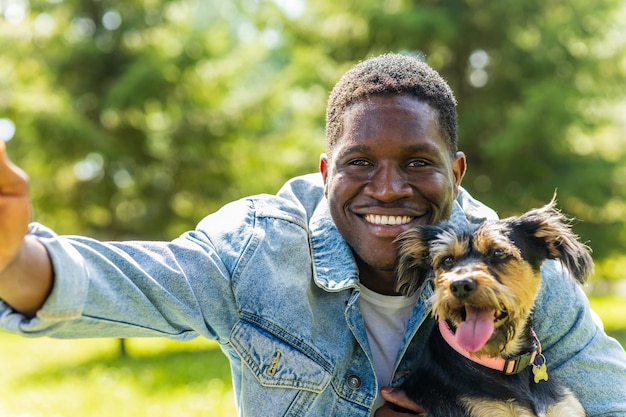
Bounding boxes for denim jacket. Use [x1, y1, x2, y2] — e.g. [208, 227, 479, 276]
[2, 173, 626, 416]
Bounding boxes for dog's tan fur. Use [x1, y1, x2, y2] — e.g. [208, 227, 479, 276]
[460, 386, 586, 417]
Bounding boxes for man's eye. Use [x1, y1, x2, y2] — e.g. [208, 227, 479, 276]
[407, 159, 428, 168]
[348, 159, 372, 167]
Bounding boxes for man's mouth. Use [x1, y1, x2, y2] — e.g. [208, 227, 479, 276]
[363, 214, 414, 226]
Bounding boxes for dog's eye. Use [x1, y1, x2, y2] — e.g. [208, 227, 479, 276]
[440, 256, 455, 269]
[493, 249, 509, 260]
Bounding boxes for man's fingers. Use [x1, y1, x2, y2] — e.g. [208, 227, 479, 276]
[0, 140, 29, 195]
[0, 138, 8, 161]
[380, 387, 428, 414]
[0, 140, 31, 266]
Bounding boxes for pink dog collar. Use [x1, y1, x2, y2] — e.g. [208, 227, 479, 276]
[438, 320, 540, 375]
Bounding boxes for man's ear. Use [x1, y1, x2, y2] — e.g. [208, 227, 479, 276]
[319, 153, 328, 178]
[452, 151, 467, 197]
[319, 153, 330, 197]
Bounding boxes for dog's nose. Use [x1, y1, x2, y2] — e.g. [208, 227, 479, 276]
[450, 279, 477, 299]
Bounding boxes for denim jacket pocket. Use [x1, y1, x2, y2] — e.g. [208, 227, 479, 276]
[230, 319, 332, 393]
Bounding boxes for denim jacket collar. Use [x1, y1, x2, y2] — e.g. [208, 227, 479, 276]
[310, 200, 360, 292]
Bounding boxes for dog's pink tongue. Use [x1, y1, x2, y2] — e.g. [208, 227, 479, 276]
[455, 307, 495, 352]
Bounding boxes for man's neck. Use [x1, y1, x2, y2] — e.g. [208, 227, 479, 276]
[356, 259, 400, 295]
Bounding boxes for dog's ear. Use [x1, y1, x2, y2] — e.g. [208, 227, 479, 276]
[394, 224, 445, 295]
[508, 198, 593, 283]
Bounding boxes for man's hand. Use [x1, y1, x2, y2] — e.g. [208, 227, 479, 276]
[374, 387, 429, 417]
[0, 140, 31, 272]
[0, 140, 52, 317]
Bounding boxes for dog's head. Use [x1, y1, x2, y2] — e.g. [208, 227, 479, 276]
[394, 199, 593, 357]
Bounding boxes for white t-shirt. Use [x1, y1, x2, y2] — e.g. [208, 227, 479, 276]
[358, 285, 419, 411]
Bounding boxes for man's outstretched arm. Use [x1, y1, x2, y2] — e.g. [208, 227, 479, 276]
[0, 141, 53, 317]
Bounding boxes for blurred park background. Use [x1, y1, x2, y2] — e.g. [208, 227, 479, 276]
[0, 0, 625, 416]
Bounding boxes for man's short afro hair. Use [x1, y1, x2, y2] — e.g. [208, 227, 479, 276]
[325, 53, 458, 155]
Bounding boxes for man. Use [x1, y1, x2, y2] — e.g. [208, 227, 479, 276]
[1, 53, 625, 416]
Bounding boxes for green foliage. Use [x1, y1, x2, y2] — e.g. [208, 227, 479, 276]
[590, 295, 626, 332]
[1, 0, 625, 278]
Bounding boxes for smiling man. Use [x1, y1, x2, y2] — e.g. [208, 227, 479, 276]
[0, 53, 625, 416]
[321, 94, 465, 295]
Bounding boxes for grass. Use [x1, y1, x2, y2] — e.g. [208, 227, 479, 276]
[0, 336, 237, 417]
[0, 296, 624, 417]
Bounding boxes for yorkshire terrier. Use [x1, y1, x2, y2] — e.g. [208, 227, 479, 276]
[394, 199, 591, 416]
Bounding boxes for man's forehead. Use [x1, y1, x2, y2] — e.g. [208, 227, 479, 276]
[344, 93, 438, 113]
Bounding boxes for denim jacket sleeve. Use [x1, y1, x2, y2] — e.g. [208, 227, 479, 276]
[0, 200, 259, 342]
[0, 183, 382, 416]
[456, 187, 626, 416]
[535, 260, 626, 416]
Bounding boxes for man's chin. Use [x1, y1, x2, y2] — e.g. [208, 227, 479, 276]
[354, 252, 397, 271]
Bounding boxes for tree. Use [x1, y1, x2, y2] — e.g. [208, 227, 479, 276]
[2, 0, 327, 240]
[1, 0, 625, 279]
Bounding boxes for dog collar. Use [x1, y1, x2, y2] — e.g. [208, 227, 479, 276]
[438, 320, 540, 375]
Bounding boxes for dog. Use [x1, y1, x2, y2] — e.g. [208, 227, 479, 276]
[394, 199, 591, 416]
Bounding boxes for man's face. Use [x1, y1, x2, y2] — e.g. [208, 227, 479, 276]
[320, 94, 466, 293]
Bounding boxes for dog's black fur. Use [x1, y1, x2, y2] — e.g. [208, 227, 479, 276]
[394, 200, 591, 416]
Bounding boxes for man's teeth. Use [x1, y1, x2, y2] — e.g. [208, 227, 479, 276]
[364, 214, 413, 225]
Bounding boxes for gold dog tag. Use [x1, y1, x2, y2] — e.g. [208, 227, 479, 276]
[532, 354, 549, 383]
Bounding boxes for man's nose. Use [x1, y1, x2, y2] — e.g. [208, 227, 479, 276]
[365, 164, 412, 202]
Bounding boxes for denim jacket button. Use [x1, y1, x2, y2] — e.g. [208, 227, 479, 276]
[346, 374, 362, 390]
